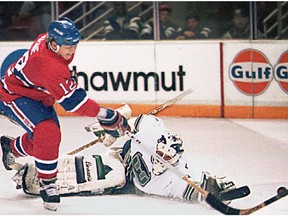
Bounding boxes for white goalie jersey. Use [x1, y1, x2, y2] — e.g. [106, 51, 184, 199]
[121, 114, 198, 201]
[119, 115, 238, 202]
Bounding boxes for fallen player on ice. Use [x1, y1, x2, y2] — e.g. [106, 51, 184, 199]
[11, 113, 250, 206]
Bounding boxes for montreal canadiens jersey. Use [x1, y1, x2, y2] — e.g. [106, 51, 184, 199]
[128, 115, 193, 200]
[0, 33, 99, 117]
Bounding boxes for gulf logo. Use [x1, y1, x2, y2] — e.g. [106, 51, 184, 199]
[229, 49, 273, 96]
[274, 50, 288, 94]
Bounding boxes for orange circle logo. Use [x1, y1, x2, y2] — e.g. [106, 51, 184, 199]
[229, 49, 273, 96]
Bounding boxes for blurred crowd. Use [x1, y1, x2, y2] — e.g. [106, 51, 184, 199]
[0, 1, 286, 41]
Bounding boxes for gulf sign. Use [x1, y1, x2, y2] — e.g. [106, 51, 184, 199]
[274, 50, 288, 94]
[229, 49, 273, 96]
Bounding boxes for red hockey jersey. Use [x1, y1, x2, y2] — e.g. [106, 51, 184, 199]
[0, 34, 100, 117]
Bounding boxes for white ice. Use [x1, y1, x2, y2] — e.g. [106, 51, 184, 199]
[0, 116, 287, 215]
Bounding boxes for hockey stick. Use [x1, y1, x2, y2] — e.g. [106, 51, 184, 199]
[185, 177, 287, 215]
[66, 135, 105, 155]
[127, 131, 288, 215]
[69, 89, 193, 155]
[146, 88, 193, 115]
[84, 89, 193, 132]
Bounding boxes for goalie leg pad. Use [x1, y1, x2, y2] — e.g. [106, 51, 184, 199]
[75, 154, 126, 195]
[13, 154, 126, 196]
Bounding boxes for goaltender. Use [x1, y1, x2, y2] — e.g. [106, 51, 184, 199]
[11, 114, 250, 211]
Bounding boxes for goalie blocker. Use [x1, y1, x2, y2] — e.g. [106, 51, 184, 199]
[12, 154, 126, 196]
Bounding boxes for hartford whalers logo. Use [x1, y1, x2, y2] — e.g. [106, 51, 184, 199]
[274, 50, 288, 94]
[229, 49, 273, 96]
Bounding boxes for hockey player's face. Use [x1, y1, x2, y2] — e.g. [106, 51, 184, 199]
[58, 45, 77, 60]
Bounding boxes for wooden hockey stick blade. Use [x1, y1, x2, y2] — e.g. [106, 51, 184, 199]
[147, 89, 193, 115]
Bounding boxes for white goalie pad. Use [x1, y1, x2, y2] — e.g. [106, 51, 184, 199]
[12, 154, 126, 196]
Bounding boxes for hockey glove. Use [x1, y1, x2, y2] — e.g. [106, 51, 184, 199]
[97, 108, 131, 138]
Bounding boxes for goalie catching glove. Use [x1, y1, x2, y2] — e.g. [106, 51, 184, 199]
[97, 107, 131, 138]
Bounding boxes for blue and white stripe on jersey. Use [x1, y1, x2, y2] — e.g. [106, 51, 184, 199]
[57, 86, 88, 112]
[13, 67, 35, 87]
[35, 157, 58, 175]
[2, 67, 51, 96]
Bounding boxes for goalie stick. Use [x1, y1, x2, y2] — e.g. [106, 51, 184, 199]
[126, 131, 288, 215]
[184, 176, 287, 215]
[68, 89, 193, 155]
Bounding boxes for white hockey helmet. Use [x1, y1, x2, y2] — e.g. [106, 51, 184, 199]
[151, 132, 184, 175]
[156, 132, 184, 165]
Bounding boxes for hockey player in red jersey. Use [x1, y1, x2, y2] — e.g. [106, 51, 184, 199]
[0, 17, 130, 211]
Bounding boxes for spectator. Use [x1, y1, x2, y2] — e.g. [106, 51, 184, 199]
[222, 7, 263, 39]
[0, 2, 22, 40]
[176, 12, 211, 40]
[8, 1, 51, 40]
[222, 7, 250, 39]
[103, 2, 142, 40]
[17, 2, 51, 33]
[141, 4, 181, 40]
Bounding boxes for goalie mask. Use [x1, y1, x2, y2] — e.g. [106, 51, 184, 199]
[151, 132, 184, 175]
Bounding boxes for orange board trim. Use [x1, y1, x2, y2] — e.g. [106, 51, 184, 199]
[54, 103, 288, 119]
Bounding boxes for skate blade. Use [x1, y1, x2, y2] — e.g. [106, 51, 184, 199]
[43, 202, 59, 211]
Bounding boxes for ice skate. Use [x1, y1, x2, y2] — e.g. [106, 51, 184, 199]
[1, 136, 17, 170]
[39, 178, 60, 211]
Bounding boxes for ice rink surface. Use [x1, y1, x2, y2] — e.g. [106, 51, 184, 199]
[0, 115, 287, 215]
